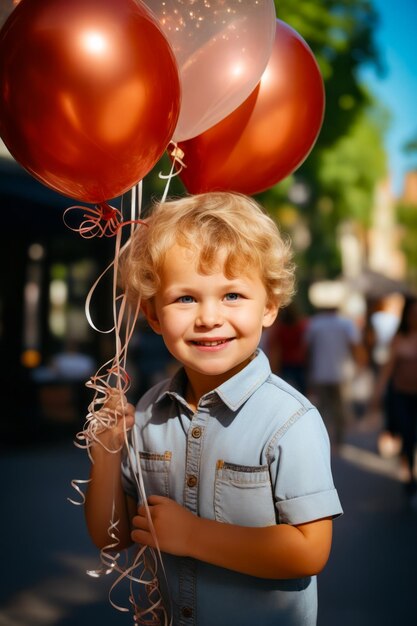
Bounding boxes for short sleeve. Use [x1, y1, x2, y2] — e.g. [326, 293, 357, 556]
[268, 408, 343, 525]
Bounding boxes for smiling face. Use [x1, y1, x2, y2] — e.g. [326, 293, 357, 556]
[143, 244, 278, 399]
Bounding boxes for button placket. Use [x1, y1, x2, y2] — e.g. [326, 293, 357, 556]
[183, 411, 206, 514]
[178, 556, 197, 626]
[178, 410, 208, 625]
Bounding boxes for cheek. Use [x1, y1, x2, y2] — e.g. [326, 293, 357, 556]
[233, 308, 265, 333]
[160, 310, 189, 338]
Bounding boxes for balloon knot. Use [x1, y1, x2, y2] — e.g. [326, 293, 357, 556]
[170, 145, 184, 161]
[170, 144, 186, 169]
[99, 202, 119, 221]
[63, 203, 124, 238]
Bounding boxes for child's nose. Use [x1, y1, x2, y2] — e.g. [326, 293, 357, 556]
[195, 301, 223, 328]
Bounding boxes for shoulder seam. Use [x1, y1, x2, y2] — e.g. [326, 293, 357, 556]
[266, 406, 315, 462]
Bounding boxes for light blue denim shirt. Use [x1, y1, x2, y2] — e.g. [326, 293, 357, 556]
[122, 349, 343, 626]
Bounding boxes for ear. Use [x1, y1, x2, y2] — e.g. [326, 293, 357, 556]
[141, 299, 162, 335]
[263, 299, 279, 329]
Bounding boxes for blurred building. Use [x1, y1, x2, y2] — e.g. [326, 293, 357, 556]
[401, 170, 417, 206]
[310, 175, 413, 336]
[0, 146, 116, 443]
[367, 178, 406, 281]
[338, 177, 406, 289]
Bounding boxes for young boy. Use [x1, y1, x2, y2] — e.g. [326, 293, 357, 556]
[84, 192, 342, 626]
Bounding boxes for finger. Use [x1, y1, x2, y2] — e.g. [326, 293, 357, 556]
[128, 415, 135, 427]
[131, 529, 155, 547]
[147, 495, 170, 506]
[132, 514, 150, 530]
[137, 498, 157, 514]
[105, 389, 128, 412]
[116, 414, 134, 431]
[137, 502, 150, 516]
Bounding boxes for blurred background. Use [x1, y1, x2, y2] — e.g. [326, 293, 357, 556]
[1, 0, 417, 624]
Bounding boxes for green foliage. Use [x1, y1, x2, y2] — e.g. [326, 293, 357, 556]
[397, 202, 417, 285]
[403, 137, 417, 154]
[275, 0, 381, 147]
[402, 136, 417, 175]
[267, 0, 387, 283]
[317, 97, 388, 225]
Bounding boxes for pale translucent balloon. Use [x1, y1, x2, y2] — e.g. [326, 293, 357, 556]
[144, 0, 276, 142]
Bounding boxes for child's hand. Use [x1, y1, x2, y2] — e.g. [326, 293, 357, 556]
[94, 389, 135, 450]
[131, 496, 196, 557]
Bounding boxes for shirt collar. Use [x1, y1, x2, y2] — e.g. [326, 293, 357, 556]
[156, 349, 271, 412]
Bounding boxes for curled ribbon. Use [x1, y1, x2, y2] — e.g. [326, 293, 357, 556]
[66, 182, 172, 625]
[63, 202, 123, 238]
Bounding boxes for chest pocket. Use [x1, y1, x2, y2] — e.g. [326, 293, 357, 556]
[137, 451, 171, 500]
[214, 461, 277, 527]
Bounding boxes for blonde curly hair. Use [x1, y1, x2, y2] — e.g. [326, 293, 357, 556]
[119, 192, 295, 307]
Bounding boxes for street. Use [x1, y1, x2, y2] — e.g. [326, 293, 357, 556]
[1, 413, 416, 626]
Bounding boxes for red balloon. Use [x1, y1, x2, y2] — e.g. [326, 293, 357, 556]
[0, 0, 180, 203]
[175, 19, 325, 196]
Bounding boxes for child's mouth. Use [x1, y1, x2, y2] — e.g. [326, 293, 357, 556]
[191, 338, 232, 347]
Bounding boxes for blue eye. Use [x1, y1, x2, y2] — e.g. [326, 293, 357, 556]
[177, 295, 195, 303]
[224, 293, 240, 301]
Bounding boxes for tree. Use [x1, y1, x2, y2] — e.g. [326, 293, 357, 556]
[264, 0, 387, 283]
[397, 201, 417, 286]
[403, 136, 417, 158]
[275, 0, 382, 147]
[396, 134, 417, 287]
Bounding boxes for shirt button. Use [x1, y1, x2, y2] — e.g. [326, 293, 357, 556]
[191, 426, 202, 439]
[187, 474, 198, 488]
[181, 606, 193, 618]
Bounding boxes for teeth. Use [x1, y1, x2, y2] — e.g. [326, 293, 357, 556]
[195, 340, 226, 346]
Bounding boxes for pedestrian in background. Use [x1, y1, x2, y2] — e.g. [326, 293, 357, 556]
[373, 296, 417, 496]
[362, 294, 403, 458]
[305, 306, 361, 451]
[267, 301, 309, 395]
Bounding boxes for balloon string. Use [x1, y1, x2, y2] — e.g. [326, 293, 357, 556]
[63, 201, 146, 240]
[66, 184, 171, 625]
[159, 142, 186, 203]
[131, 181, 143, 235]
[83, 225, 147, 335]
[79, 234, 171, 624]
[63, 202, 121, 238]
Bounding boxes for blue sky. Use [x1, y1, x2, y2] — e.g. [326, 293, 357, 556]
[360, 0, 417, 196]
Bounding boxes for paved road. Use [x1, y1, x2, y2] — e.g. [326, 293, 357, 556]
[1, 415, 416, 626]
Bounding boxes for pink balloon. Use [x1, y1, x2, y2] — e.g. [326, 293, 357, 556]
[144, 0, 276, 141]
